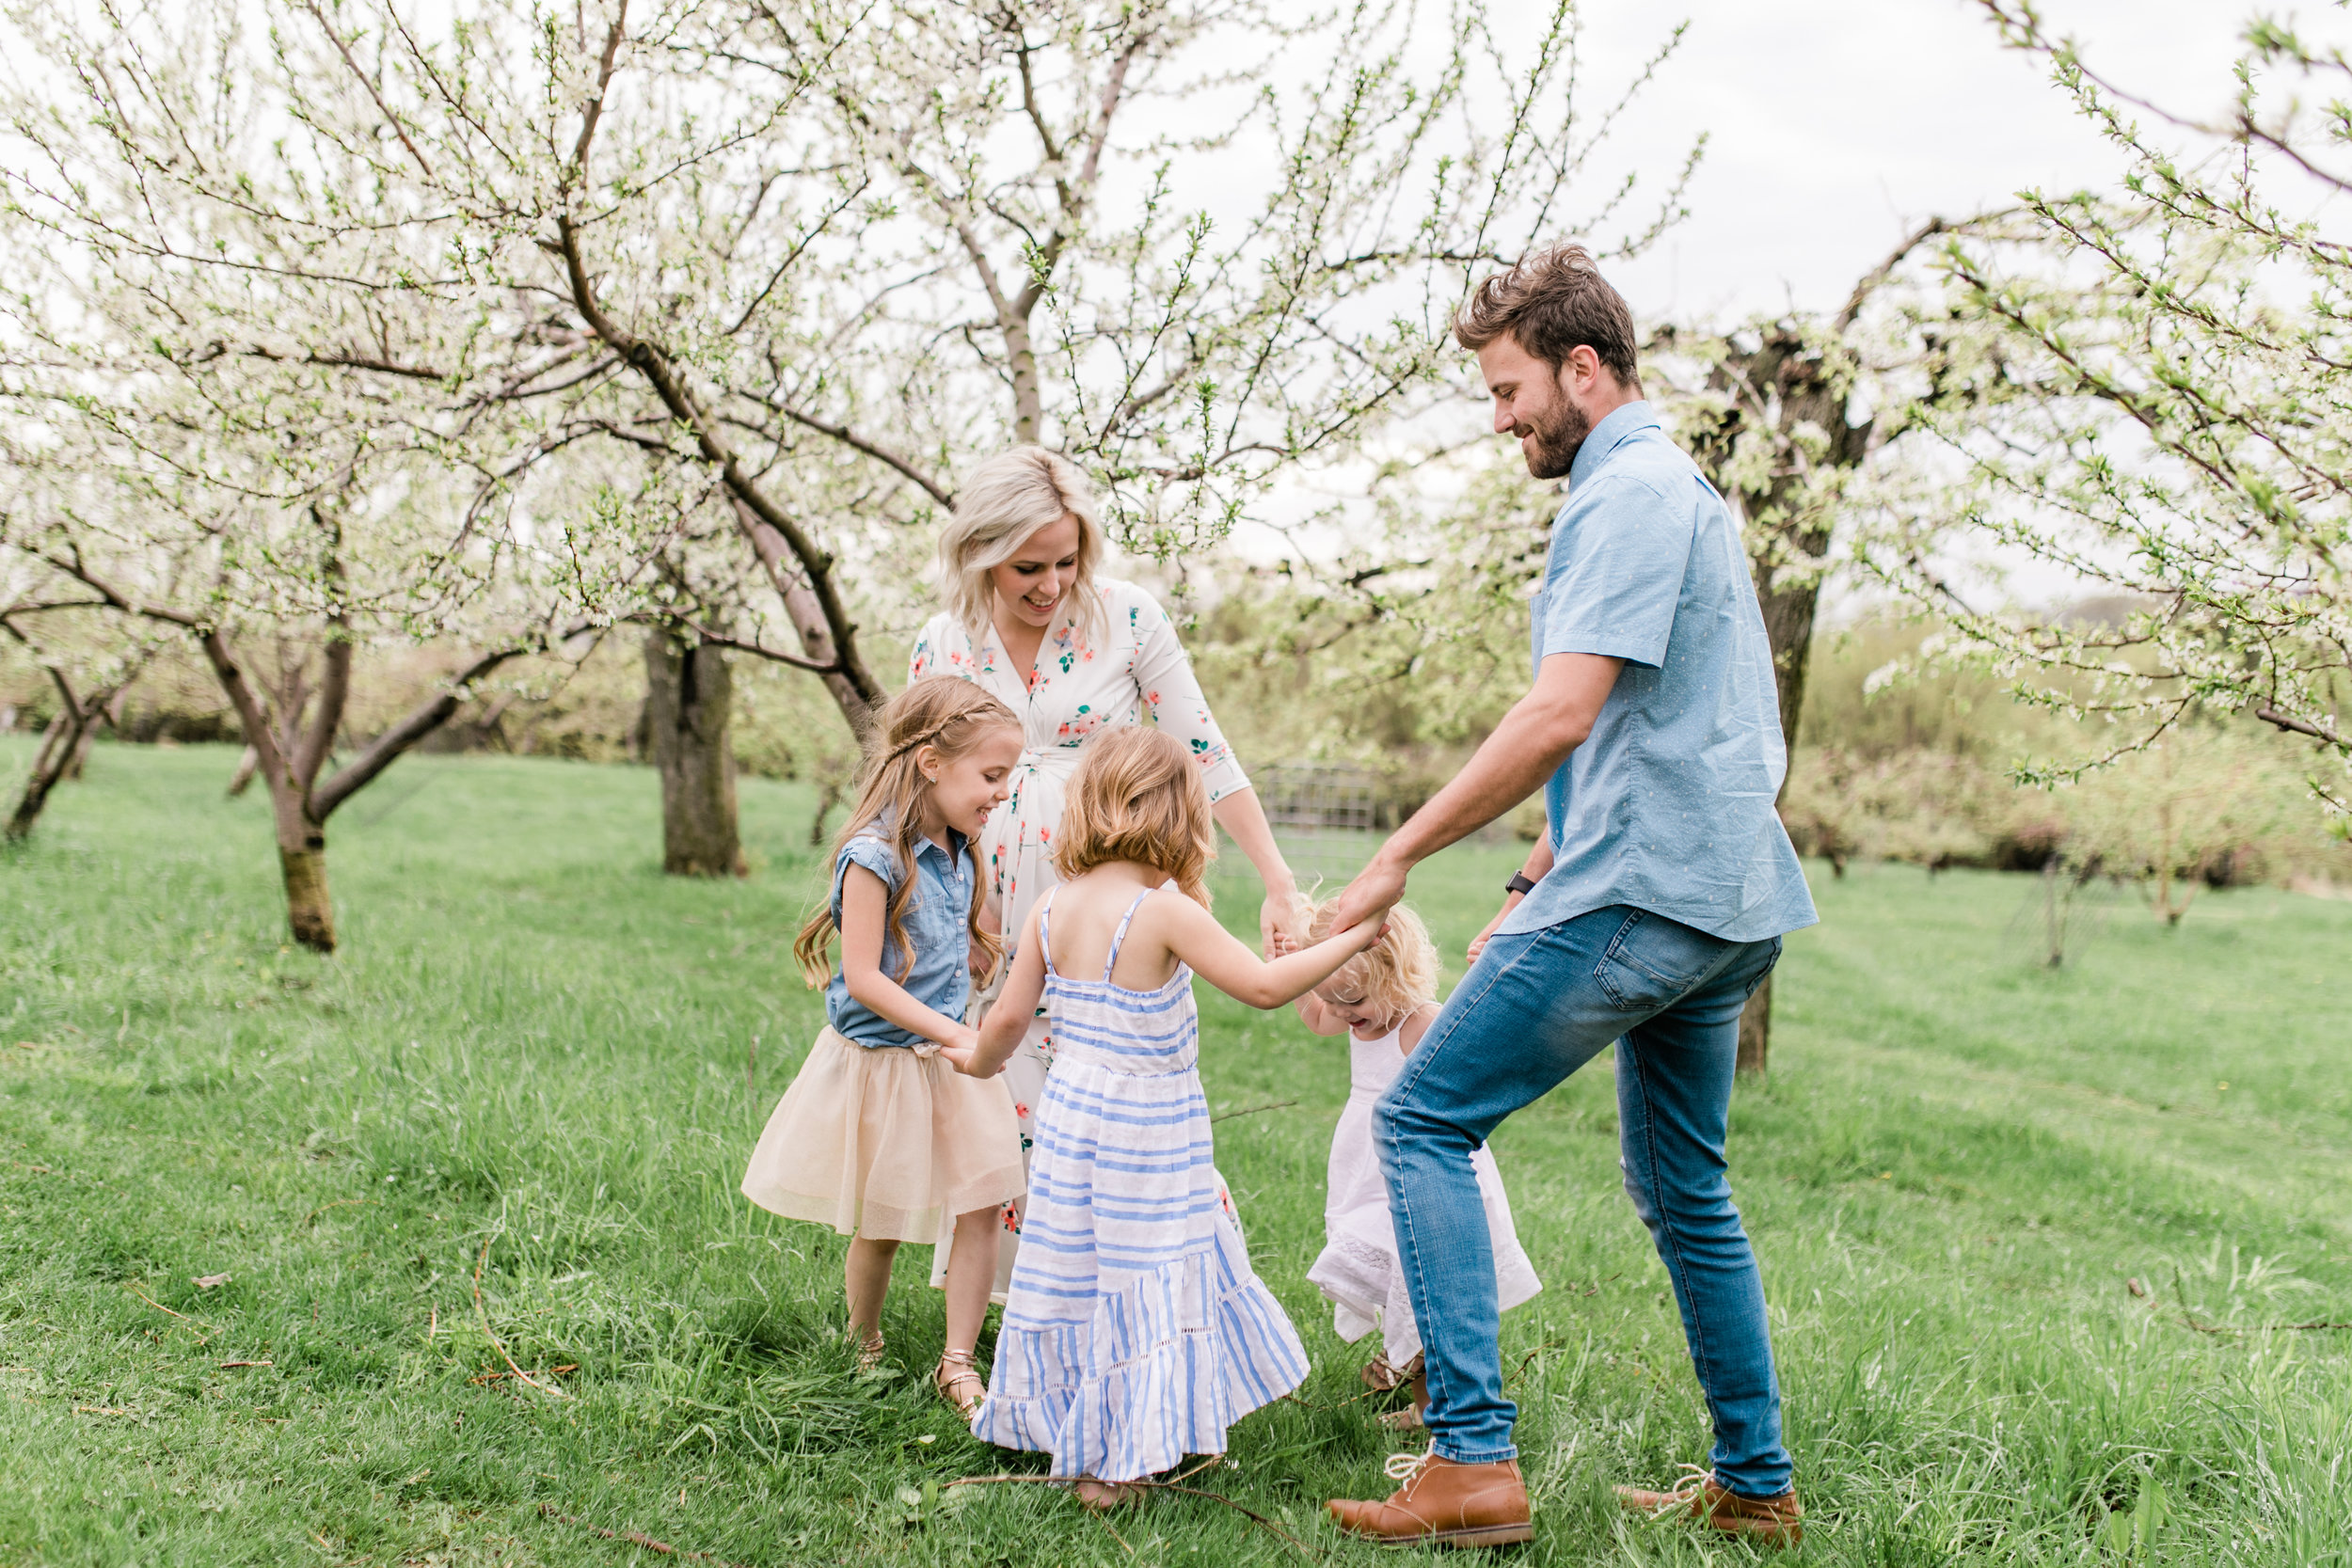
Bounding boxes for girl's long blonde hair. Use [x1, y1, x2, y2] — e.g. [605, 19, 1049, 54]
[1308, 897, 1438, 1027]
[936, 446, 1108, 641]
[793, 676, 1021, 987]
[1051, 726, 1216, 910]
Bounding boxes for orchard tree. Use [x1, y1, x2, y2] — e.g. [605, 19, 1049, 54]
[0, 594, 160, 841]
[1871, 3, 2352, 816]
[0, 3, 656, 947]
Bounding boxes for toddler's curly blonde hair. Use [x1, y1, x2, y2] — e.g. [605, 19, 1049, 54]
[1307, 895, 1438, 1027]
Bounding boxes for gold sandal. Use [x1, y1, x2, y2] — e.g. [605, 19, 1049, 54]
[934, 1348, 985, 1419]
[853, 1329, 886, 1372]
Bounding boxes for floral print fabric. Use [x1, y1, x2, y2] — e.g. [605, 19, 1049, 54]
[911, 578, 1252, 1298]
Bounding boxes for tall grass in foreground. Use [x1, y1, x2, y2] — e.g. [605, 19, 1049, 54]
[1, 739, 2346, 1566]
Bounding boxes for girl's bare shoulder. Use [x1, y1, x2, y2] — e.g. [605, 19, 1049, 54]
[1396, 1000, 1444, 1053]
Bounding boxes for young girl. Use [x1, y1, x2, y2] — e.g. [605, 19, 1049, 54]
[949, 727, 1385, 1507]
[1294, 899, 1542, 1431]
[740, 676, 1029, 1419]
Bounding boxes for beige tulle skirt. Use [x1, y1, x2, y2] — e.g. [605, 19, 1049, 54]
[741, 1026, 1026, 1242]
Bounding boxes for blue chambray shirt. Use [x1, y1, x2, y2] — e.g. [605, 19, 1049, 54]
[1497, 401, 1819, 944]
[823, 822, 976, 1049]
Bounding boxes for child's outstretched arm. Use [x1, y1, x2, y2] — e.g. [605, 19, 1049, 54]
[951, 903, 1047, 1079]
[839, 863, 977, 1053]
[1157, 895, 1384, 1010]
[1267, 930, 1348, 1036]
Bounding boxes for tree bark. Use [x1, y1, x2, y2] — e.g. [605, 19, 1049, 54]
[278, 836, 335, 951]
[1736, 973, 1772, 1075]
[6, 707, 84, 842]
[644, 626, 745, 877]
[227, 744, 261, 797]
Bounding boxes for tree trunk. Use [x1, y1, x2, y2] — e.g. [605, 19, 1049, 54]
[278, 834, 336, 953]
[6, 709, 85, 842]
[644, 627, 744, 877]
[227, 744, 261, 797]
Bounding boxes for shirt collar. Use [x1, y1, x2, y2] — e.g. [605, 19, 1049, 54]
[866, 812, 967, 871]
[1566, 400, 1661, 491]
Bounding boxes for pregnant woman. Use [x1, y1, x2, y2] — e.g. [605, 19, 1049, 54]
[914, 445, 1306, 1295]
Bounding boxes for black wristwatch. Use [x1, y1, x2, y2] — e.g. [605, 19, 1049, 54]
[1504, 873, 1538, 896]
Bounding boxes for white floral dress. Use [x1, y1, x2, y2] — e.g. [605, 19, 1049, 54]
[913, 578, 1253, 1298]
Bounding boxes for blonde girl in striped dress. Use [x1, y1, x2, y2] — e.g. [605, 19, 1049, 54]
[946, 727, 1385, 1508]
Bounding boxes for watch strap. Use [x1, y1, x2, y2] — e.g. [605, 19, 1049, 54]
[1504, 873, 1538, 896]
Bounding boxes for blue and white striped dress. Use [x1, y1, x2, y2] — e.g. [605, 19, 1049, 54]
[973, 887, 1310, 1481]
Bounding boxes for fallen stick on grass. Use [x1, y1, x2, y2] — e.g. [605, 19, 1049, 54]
[474, 1234, 567, 1399]
[535, 1505, 751, 1567]
[1209, 1099, 1297, 1124]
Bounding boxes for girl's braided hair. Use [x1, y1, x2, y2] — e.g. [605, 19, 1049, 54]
[793, 676, 1021, 987]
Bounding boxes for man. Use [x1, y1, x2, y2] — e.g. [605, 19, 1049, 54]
[1321, 243, 1818, 1549]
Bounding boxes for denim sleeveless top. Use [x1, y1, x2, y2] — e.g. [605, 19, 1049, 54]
[822, 824, 975, 1049]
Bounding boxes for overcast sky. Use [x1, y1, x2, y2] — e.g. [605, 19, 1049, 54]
[1570, 0, 2261, 321]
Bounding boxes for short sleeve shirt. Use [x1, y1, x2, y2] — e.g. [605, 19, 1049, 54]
[1498, 402, 1819, 944]
[822, 823, 977, 1048]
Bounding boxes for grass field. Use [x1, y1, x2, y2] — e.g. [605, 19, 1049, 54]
[2, 739, 2348, 1567]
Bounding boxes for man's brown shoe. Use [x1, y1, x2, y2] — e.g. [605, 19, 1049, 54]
[1614, 1467, 1803, 1545]
[1327, 1452, 1533, 1547]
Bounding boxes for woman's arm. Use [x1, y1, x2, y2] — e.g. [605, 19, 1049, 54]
[957, 905, 1047, 1077]
[1152, 893, 1384, 1010]
[839, 864, 978, 1053]
[1212, 787, 1309, 955]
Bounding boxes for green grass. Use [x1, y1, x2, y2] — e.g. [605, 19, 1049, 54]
[2, 738, 2348, 1567]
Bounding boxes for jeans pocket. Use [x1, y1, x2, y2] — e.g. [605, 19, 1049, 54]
[1594, 910, 1733, 1012]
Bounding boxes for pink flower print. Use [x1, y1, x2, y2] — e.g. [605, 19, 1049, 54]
[1002, 1202, 1021, 1234]
[1145, 690, 1161, 705]
[1014, 1102, 1030, 1119]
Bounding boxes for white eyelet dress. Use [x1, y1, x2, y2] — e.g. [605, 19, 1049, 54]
[972, 889, 1309, 1482]
[1308, 1022, 1542, 1366]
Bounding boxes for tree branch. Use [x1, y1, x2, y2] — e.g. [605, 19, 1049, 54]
[777, 406, 952, 506]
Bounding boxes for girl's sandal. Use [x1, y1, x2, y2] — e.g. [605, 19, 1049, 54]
[933, 1349, 986, 1420]
[1376, 1362, 1431, 1432]
[1073, 1477, 1144, 1512]
[853, 1329, 886, 1372]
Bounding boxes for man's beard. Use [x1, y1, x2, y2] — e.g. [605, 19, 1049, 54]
[1517, 396, 1591, 481]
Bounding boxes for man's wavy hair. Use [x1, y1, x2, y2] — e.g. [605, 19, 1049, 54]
[1453, 242, 1643, 393]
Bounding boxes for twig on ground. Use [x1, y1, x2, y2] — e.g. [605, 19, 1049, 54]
[1210, 1100, 1298, 1124]
[125, 1285, 209, 1341]
[536, 1505, 752, 1567]
[217, 1359, 273, 1370]
[470, 1362, 579, 1386]
[2164, 1268, 2350, 1335]
[945, 1472, 1315, 1560]
[474, 1234, 567, 1399]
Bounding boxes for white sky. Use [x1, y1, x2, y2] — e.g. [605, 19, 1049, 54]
[1576, 0, 2261, 321]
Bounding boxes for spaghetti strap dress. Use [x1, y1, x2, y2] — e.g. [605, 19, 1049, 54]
[972, 888, 1309, 1482]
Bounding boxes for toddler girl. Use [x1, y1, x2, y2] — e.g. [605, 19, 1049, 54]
[1295, 898, 1542, 1431]
[741, 676, 1029, 1418]
[950, 727, 1385, 1507]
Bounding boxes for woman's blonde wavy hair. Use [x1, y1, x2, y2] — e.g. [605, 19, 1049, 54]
[1308, 896, 1438, 1027]
[1051, 726, 1216, 910]
[793, 676, 1021, 987]
[936, 446, 1108, 641]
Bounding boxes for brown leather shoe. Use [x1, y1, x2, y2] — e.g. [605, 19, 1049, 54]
[1327, 1452, 1533, 1547]
[1614, 1467, 1803, 1545]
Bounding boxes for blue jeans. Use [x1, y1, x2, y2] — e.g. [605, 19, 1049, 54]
[1374, 904, 1790, 1497]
